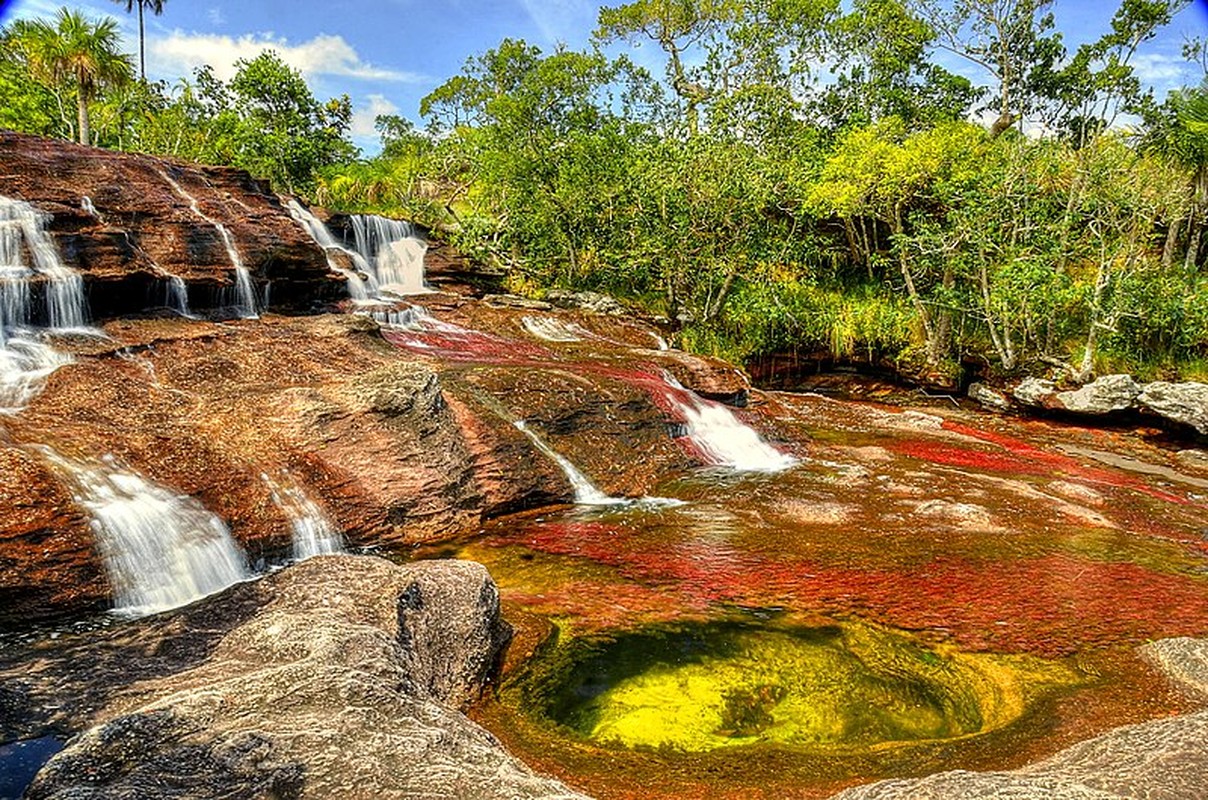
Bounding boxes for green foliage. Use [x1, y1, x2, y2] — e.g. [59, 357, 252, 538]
[5, 0, 1208, 381]
[6, 7, 134, 145]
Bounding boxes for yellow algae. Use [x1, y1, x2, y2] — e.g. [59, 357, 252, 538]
[520, 619, 1083, 753]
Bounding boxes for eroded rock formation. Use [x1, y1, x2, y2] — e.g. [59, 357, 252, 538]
[0, 131, 342, 316]
[830, 637, 1208, 799]
[7, 555, 588, 800]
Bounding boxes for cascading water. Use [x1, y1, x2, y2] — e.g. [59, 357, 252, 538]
[349, 214, 429, 296]
[0, 338, 73, 414]
[262, 472, 345, 560]
[157, 168, 258, 318]
[658, 373, 797, 472]
[0, 196, 90, 411]
[286, 199, 372, 302]
[40, 449, 251, 616]
[0, 196, 88, 330]
[165, 276, 192, 317]
[515, 420, 621, 506]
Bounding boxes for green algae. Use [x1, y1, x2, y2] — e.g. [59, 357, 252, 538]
[517, 618, 1083, 753]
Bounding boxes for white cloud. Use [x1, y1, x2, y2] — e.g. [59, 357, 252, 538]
[148, 30, 425, 83]
[207, 7, 226, 27]
[350, 94, 400, 138]
[1130, 53, 1191, 87]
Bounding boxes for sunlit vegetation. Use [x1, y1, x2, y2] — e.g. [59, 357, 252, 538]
[2, 1, 1207, 381]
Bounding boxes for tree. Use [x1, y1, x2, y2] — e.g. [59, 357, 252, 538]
[595, 0, 738, 135]
[818, 0, 981, 130]
[14, 8, 133, 145]
[226, 51, 355, 192]
[111, 0, 165, 82]
[0, 22, 64, 137]
[908, 0, 1063, 137]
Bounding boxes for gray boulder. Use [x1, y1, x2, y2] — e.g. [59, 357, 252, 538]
[544, 289, 626, 316]
[1138, 382, 1208, 435]
[1055, 374, 1142, 415]
[23, 556, 588, 800]
[967, 382, 1011, 411]
[483, 293, 554, 311]
[1013, 377, 1057, 407]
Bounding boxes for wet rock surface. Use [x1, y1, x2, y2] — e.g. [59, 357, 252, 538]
[0, 301, 721, 623]
[8, 555, 587, 800]
[0, 132, 341, 316]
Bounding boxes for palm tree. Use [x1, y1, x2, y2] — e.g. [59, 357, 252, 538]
[111, 0, 165, 82]
[19, 8, 134, 145]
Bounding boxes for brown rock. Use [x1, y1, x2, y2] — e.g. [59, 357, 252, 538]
[0, 131, 342, 318]
[0, 447, 105, 623]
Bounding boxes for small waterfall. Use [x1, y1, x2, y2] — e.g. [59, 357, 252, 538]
[0, 196, 89, 410]
[40, 449, 251, 616]
[165, 276, 192, 317]
[232, 266, 258, 318]
[521, 316, 585, 342]
[371, 305, 430, 329]
[285, 199, 371, 302]
[659, 374, 796, 472]
[0, 337, 73, 414]
[0, 267, 31, 336]
[0, 196, 88, 330]
[157, 167, 258, 318]
[81, 196, 99, 218]
[262, 472, 345, 561]
[349, 214, 429, 296]
[514, 420, 621, 506]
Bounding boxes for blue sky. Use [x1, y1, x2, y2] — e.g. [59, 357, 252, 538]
[3, 0, 1207, 154]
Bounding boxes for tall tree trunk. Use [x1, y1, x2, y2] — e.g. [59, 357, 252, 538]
[1187, 220, 1202, 272]
[892, 203, 936, 364]
[979, 261, 1015, 370]
[1162, 216, 1181, 271]
[77, 92, 89, 146]
[138, 1, 146, 81]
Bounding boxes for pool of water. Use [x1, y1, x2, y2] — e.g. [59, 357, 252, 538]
[0, 736, 63, 799]
[418, 393, 1208, 798]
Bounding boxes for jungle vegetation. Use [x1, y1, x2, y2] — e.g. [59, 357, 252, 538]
[3, 0, 1207, 383]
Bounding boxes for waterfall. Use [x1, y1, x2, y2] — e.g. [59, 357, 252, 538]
[0, 196, 88, 330]
[165, 276, 192, 317]
[157, 168, 258, 318]
[0, 337, 73, 414]
[285, 199, 371, 302]
[81, 196, 99, 218]
[40, 449, 251, 616]
[659, 374, 796, 472]
[262, 472, 345, 560]
[514, 420, 621, 506]
[349, 214, 429, 296]
[0, 196, 90, 411]
[285, 201, 429, 300]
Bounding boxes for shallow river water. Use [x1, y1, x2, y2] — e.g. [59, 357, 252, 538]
[418, 391, 1208, 799]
